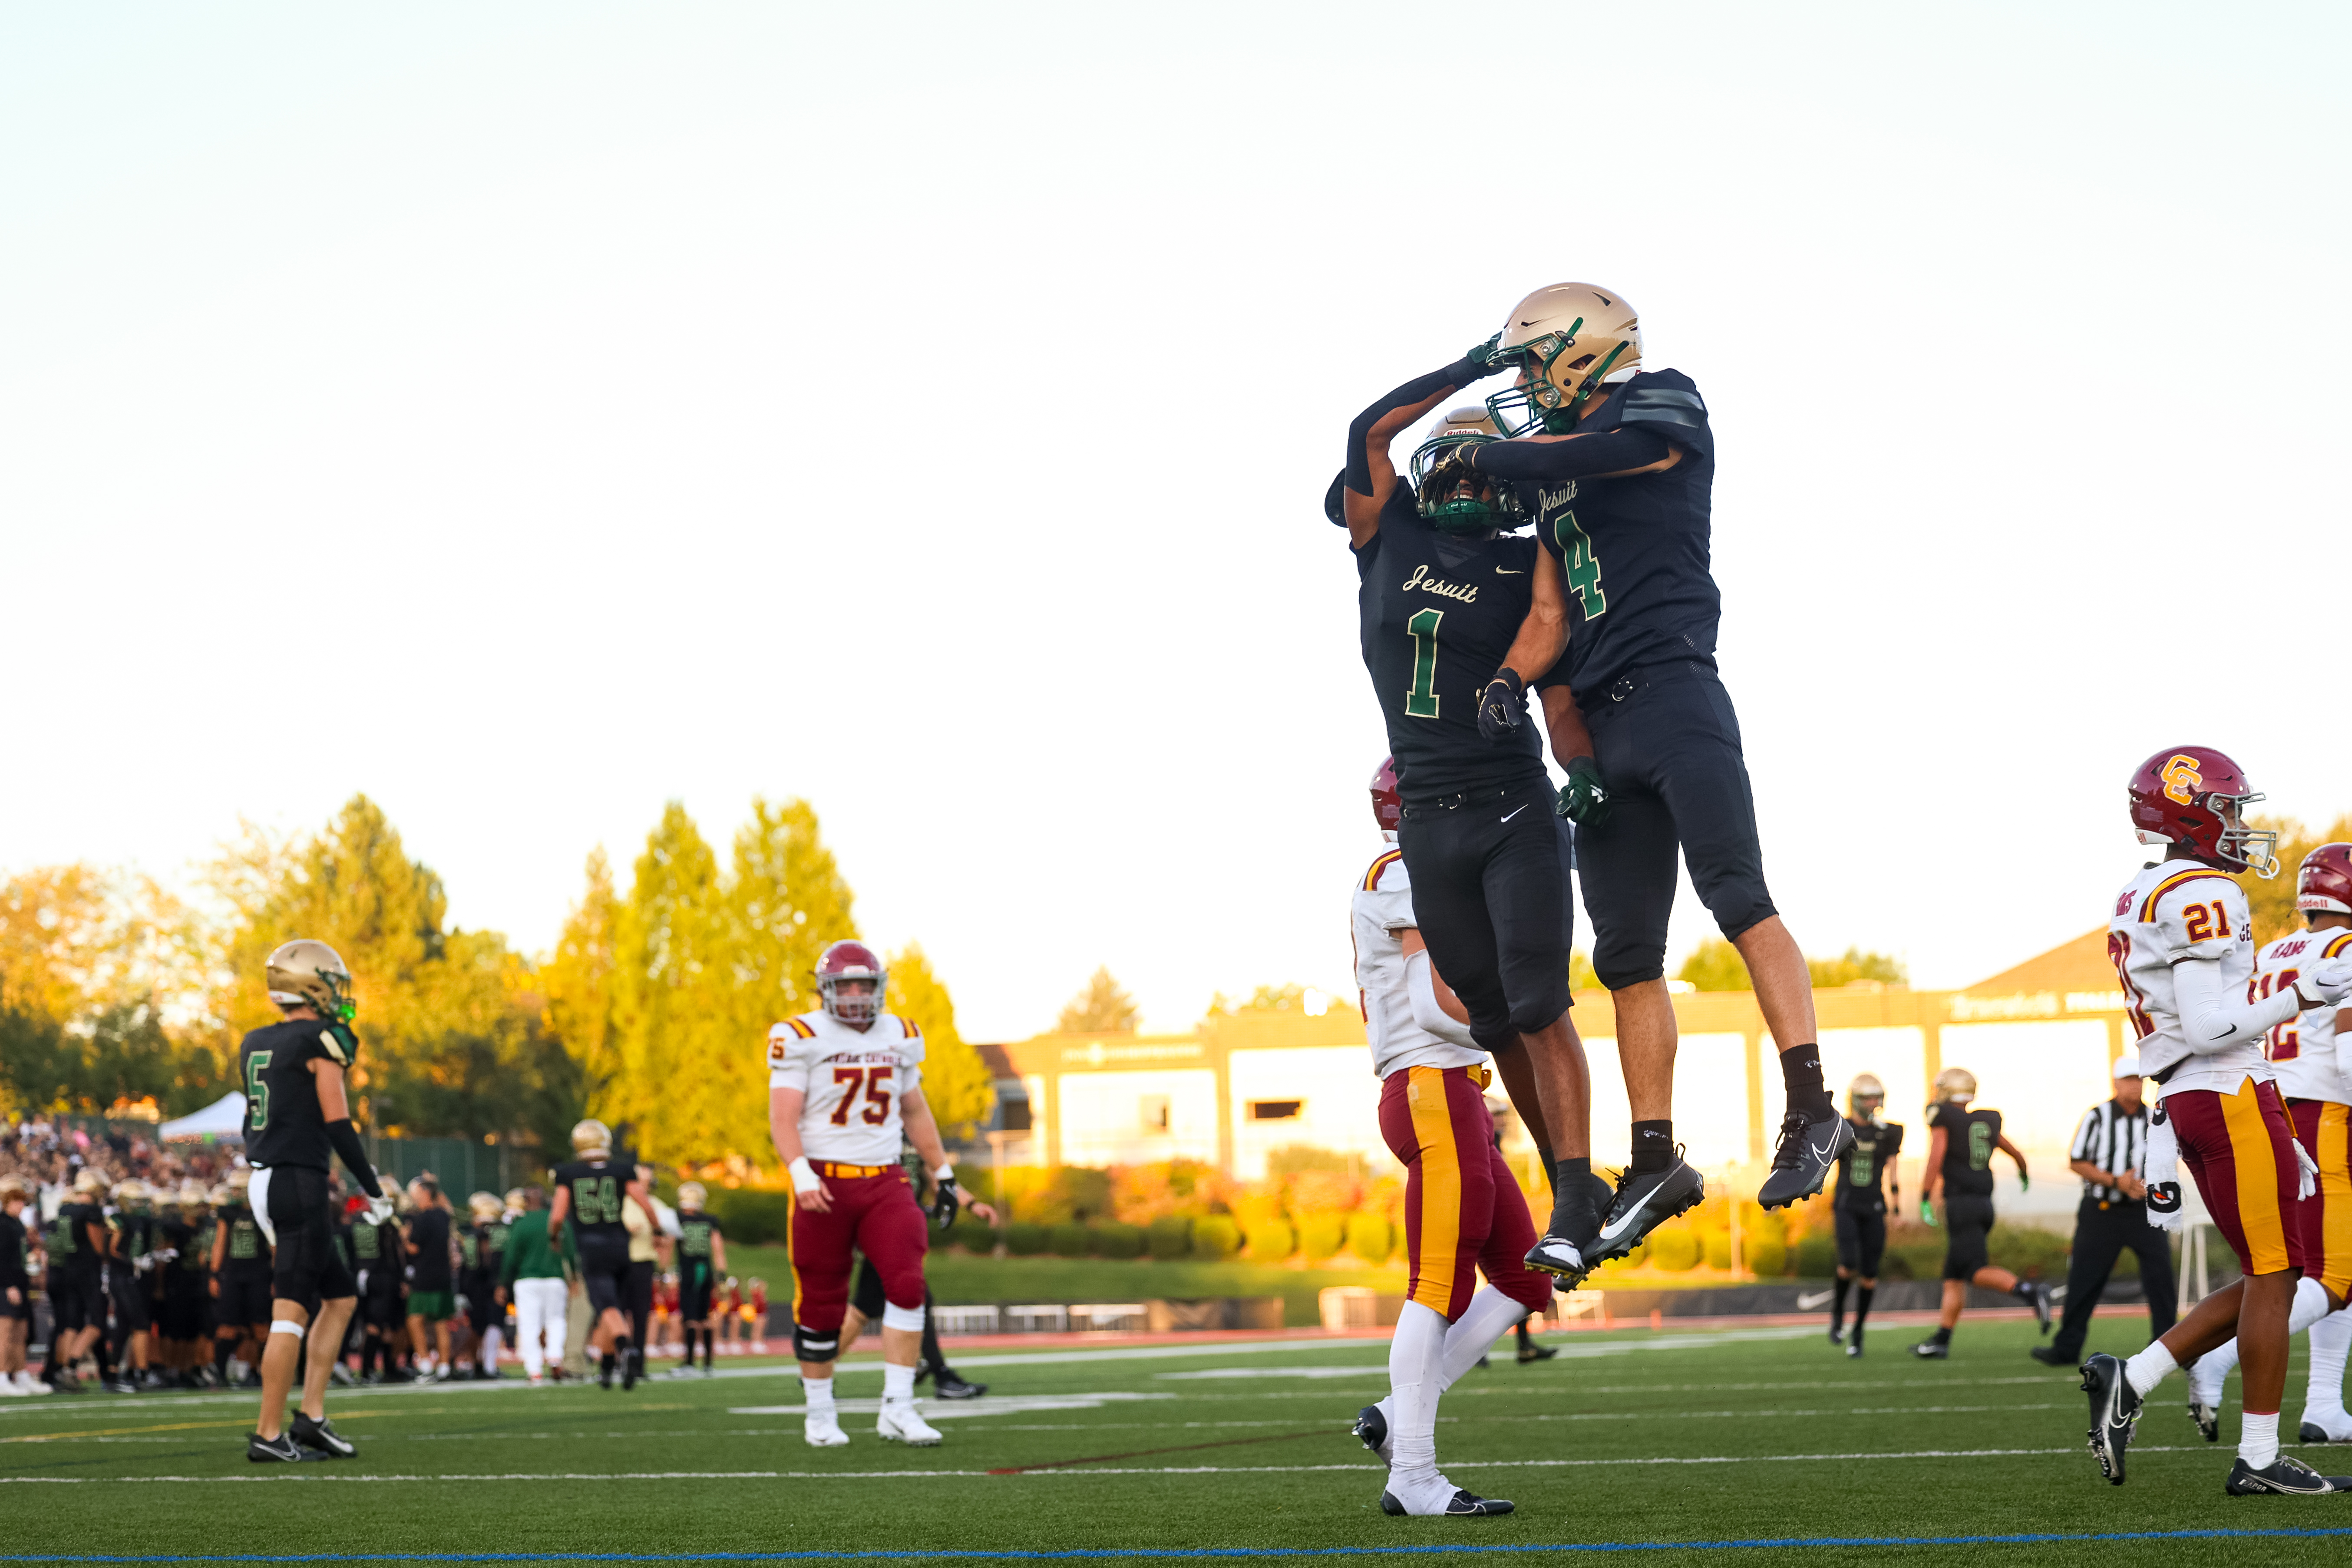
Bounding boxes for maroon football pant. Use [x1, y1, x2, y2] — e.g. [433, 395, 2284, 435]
[1378, 1064, 1552, 1322]
[790, 1169, 929, 1334]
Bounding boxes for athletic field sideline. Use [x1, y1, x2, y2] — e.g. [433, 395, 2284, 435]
[0, 1317, 2334, 1566]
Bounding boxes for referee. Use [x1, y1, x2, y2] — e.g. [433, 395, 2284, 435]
[2032, 1053, 2176, 1367]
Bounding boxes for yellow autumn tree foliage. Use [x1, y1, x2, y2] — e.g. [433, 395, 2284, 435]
[888, 943, 994, 1139]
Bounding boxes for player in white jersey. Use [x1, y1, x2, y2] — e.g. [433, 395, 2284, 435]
[2081, 748, 2352, 1495]
[1347, 758, 1553, 1518]
[768, 939, 995, 1449]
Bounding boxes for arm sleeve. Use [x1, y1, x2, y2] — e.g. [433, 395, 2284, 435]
[1884, 1123, 1903, 1164]
[1345, 360, 1483, 496]
[324, 1119, 384, 1199]
[2171, 954, 2302, 1055]
[1404, 948, 1479, 1050]
[1469, 427, 1672, 485]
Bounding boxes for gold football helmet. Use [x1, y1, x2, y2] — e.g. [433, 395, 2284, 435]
[571, 1118, 613, 1157]
[1932, 1066, 1978, 1106]
[265, 938, 357, 1021]
[1485, 283, 1642, 436]
[1847, 1073, 1886, 1121]
[1406, 406, 1523, 534]
[677, 1181, 708, 1211]
[468, 1192, 502, 1221]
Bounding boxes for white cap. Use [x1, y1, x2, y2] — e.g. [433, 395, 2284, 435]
[2111, 1053, 2143, 1080]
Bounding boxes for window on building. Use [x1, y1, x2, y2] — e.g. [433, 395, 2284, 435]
[1247, 1099, 1304, 1121]
[1140, 1094, 1170, 1131]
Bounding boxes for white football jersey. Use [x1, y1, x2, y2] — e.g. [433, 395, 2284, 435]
[1353, 845, 1487, 1080]
[2108, 858, 2269, 1098]
[766, 1010, 926, 1165]
[2255, 926, 2352, 1105]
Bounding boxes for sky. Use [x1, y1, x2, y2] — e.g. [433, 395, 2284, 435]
[3, 3, 2347, 1042]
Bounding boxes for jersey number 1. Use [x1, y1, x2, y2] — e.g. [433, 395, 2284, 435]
[1404, 608, 1443, 719]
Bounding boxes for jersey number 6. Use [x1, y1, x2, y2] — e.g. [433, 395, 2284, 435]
[829, 1066, 895, 1127]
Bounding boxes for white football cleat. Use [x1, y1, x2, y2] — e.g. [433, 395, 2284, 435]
[876, 1400, 944, 1446]
[804, 1410, 850, 1448]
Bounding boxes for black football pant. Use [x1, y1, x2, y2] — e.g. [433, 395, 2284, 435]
[2049, 1198, 2176, 1359]
[1577, 663, 1777, 990]
[1397, 778, 1576, 1053]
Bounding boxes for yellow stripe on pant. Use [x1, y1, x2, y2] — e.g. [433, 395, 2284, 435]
[2219, 1081, 2292, 1275]
[2320, 1102, 2352, 1300]
[1406, 1066, 1461, 1316]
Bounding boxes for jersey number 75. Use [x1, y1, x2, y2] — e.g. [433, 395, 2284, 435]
[829, 1066, 894, 1126]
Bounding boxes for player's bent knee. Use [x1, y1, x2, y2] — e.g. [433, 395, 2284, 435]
[793, 1322, 842, 1363]
[1594, 955, 1666, 992]
[880, 1300, 925, 1333]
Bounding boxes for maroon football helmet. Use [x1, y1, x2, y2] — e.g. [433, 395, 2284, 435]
[1370, 757, 1402, 833]
[2299, 843, 2352, 917]
[2126, 746, 2280, 878]
[815, 939, 886, 1024]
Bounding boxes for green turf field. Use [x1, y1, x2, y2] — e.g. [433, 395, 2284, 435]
[1, 1316, 2345, 1565]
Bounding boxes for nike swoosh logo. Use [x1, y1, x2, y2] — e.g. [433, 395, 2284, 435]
[1495, 567, 1524, 575]
[1797, 1290, 1833, 1311]
[1501, 805, 1527, 823]
[1810, 1139, 1837, 1161]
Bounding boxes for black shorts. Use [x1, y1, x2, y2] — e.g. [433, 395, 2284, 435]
[361, 1276, 405, 1329]
[1942, 1195, 1995, 1281]
[1576, 664, 1777, 990]
[218, 1269, 273, 1328]
[577, 1238, 631, 1317]
[258, 1166, 357, 1315]
[109, 1271, 152, 1334]
[1833, 1208, 1886, 1278]
[458, 1271, 496, 1327]
[626, 1260, 654, 1326]
[160, 1284, 206, 1340]
[1397, 779, 1576, 1050]
[51, 1268, 106, 1334]
[678, 1262, 716, 1322]
[1, 1278, 32, 1321]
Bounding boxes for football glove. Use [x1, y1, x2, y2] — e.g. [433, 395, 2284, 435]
[2018, 1169, 2031, 1193]
[1920, 1200, 1939, 1228]
[2294, 957, 2352, 1008]
[360, 1196, 395, 1228]
[929, 1167, 960, 1230]
[1461, 333, 1505, 379]
[1476, 670, 1526, 742]
[1554, 755, 1611, 825]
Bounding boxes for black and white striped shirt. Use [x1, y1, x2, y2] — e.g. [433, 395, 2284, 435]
[2070, 1097, 2147, 1204]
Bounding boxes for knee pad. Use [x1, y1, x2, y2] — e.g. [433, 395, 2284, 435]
[880, 1300, 926, 1334]
[792, 1322, 841, 1363]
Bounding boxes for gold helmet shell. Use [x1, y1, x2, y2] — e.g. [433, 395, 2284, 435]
[677, 1181, 708, 1211]
[1847, 1073, 1887, 1119]
[73, 1167, 109, 1193]
[1932, 1066, 1978, 1106]
[504, 1188, 525, 1212]
[571, 1119, 613, 1157]
[0, 1175, 29, 1201]
[226, 1166, 252, 1192]
[1486, 282, 1642, 436]
[468, 1191, 502, 1221]
[266, 939, 357, 1021]
[1406, 406, 1522, 535]
[111, 1178, 148, 1204]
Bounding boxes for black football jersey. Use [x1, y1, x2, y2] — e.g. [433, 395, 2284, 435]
[218, 1201, 272, 1272]
[110, 1209, 153, 1263]
[1356, 497, 1555, 804]
[0, 1211, 28, 1284]
[554, 1159, 634, 1244]
[1928, 1103, 2002, 1199]
[240, 1017, 360, 1171]
[1517, 369, 1719, 701]
[1832, 1119, 1904, 1213]
[677, 1213, 722, 1264]
[406, 1208, 453, 1289]
[49, 1201, 105, 1273]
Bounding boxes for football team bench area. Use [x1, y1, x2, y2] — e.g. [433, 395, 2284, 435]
[2, 1316, 2346, 1567]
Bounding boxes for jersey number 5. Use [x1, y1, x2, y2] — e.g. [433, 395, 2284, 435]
[246, 1051, 271, 1132]
[829, 1066, 895, 1126]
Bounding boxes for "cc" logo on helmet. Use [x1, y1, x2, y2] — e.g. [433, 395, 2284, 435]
[2161, 754, 2204, 804]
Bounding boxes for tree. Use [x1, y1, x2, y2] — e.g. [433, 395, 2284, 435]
[888, 943, 994, 1139]
[1807, 947, 1907, 987]
[1207, 983, 1307, 1015]
[1058, 967, 1138, 1033]
[541, 849, 620, 1103]
[723, 797, 858, 1066]
[606, 803, 736, 1165]
[1677, 937, 1751, 992]
[1571, 949, 1601, 993]
[2240, 813, 2352, 946]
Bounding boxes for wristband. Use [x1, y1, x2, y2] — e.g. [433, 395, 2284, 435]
[788, 1157, 822, 1195]
[932, 1164, 956, 1188]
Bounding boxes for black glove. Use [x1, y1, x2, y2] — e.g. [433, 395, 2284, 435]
[929, 1172, 960, 1230]
[1475, 669, 1526, 742]
[1553, 755, 1611, 825]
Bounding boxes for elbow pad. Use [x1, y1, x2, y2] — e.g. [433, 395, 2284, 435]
[1404, 949, 1479, 1049]
[2172, 957, 2300, 1055]
[324, 1119, 384, 1200]
[1345, 360, 1480, 495]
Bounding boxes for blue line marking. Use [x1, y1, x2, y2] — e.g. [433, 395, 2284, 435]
[4, 1531, 2352, 1561]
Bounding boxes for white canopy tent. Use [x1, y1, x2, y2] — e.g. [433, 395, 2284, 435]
[158, 1092, 246, 1143]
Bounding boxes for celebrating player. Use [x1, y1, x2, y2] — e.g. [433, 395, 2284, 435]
[2081, 749, 2352, 1494]
[769, 940, 996, 1448]
[1348, 762, 1548, 1516]
[240, 939, 393, 1462]
[1334, 370, 1606, 1281]
[1461, 284, 1850, 1242]
[1827, 1074, 1901, 1358]
[1910, 1067, 2049, 1358]
[547, 1119, 656, 1390]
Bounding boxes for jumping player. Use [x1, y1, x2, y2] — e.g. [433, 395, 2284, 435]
[1912, 1067, 2050, 1358]
[240, 939, 393, 1462]
[769, 940, 995, 1448]
[1827, 1074, 1901, 1357]
[2081, 748, 2352, 1494]
[1347, 763, 1549, 1516]
[1334, 373, 1604, 1281]
[546, 1119, 655, 1390]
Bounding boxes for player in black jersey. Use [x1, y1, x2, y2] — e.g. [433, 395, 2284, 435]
[1826, 1075, 1903, 1358]
[671, 1182, 727, 1375]
[403, 1177, 459, 1379]
[1, 1175, 40, 1394]
[461, 1191, 508, 1379]
[547, 1118, 656, 1389]
[104, 1179, 160, 1391]
[1335, 353, 1610, 1283]
[1461, 283, 1850, 1235]
[238, 939, 393, 1462]
[1911, 1066, 2050, 1358]
[43, 1169, 111, 1392]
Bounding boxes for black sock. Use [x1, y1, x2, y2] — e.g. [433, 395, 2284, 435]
[1831, 1275, 1850, 1330]
[214, 1340, 234, 1377]
[1516, 1316, 1536, 1348]
[1931, 1325, 1952, 1345]
[1536, 1146, 1558, 1200]
[1630, 1121, 1674, 1173]
[1779, 1047, 1833, 1118]
[2011, 1279, 2038, 1301]
[1853, 1286, 1874, 1331]
[1553, 1155, 1593, 1205]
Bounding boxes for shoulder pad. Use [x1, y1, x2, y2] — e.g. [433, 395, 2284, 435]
[1325, 472, 1348, 528]
[896, 1016, 922, 1042]
[1361, 848, 1405, 892]
[2326, 932, 2352, 960]
[1619, 376, 1709, 435]
[2135, 866, 2240, 924]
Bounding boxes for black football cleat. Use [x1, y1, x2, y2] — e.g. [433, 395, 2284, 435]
[2027, 1284, 2055, 1335]
[2301, 1419, 2352, 1445]
[1757, 1108, 1855, 1211]
[291, 1413, 356, 1459]
[1354, 1403, 1392, 1466]
[2029, 1345, 2074, 1367]
[2189, 1394, 2220, 1443]
[247, 1431, 319, 1464]
[931, 1369, 988, 1400]
[1525, 1171, 1612, 1283]
[1845, 1338, 1863, 1360]
[1516, 1342, 1557, 1364]
[1911, 1340, 1949, 1360]
[1829, 1325, 1845, 1346]
[2081, 1353, 2141, 1485]
[1381, 1488, 1513, 1517]
[2225, 1454, 2352, 1495]
[623, 1349, 640, 1392]
[1589, 1157, 1705, 1266]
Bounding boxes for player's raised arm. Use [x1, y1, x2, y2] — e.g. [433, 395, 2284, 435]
[1332, 338, 1506, 547]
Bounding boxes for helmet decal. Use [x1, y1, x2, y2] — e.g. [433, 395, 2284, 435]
[2161, 755, 2203, 804]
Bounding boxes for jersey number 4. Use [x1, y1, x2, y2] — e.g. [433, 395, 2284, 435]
[829, 1066, 895, 1126]
[1551, 513, 1606, 618]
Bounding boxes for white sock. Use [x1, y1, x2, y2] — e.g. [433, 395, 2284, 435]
[2190, 1339, 2237, 1400]
[2240, 1410, 2279, 1469]
[1436, 1287, 1534, 1393]
[802, 1375, 835, 1412]
[1386, 1301, 1448, 1492]
[2308, 1308, 2352, 1417]
[2289, 1276, 2333, 1336]
[2126, 1341, 2179, 1399]
[882, 1362, 915, 1403]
